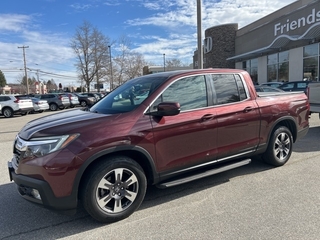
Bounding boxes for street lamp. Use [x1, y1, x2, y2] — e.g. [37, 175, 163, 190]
[197, 0, 203, 69]
[163, 53, 166, 72]
[108, 45, 114, 91]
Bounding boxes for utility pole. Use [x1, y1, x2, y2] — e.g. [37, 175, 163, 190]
[36, 69, 41, 94]
[197, 0, 203, 69]
[18, 46, 29, 94]
[163, 53, 166, 72]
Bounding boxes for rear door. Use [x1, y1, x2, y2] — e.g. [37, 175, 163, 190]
[149, 74, 218, 172]
[211, 74, 260, 160]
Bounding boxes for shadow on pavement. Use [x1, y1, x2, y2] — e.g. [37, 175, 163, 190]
[0, 158, 272, 239]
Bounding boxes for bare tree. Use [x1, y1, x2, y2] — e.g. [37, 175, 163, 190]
[165, 58, 185, 68]
[112, 35, 146, 87]
[124, 52, 146, 80]
[71, 21, 110, 92]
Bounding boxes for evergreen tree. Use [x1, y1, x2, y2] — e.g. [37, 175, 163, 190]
[0, 70, 7, 87]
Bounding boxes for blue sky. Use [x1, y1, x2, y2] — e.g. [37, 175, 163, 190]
[0, 0, 296, 86]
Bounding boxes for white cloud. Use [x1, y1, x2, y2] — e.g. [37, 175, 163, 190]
[0, 13, 77, 85]
[0, 14, 31, 32]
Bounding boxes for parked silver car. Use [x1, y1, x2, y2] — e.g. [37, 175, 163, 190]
[30, 97, 49, 113]
[65, 93, 80, 108]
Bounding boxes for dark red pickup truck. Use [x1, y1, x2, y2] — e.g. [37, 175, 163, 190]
[8, 69, 309, 223]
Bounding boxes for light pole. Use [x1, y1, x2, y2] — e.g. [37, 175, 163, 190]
[18, 46, 29, 93]
[163, 53, 166, 72]
[108, 45, 114, 91]
[197, 0, 203, 69]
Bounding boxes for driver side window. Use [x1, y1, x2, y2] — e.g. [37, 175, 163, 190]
[152, 75, 208, 112]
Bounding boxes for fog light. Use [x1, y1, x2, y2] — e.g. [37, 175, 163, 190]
[31, 189, 41, 200]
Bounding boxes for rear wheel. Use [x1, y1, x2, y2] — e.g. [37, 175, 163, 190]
[2, 107, 14, 118]
[262, 126, 293, 166]
[81, 156, 147, 223]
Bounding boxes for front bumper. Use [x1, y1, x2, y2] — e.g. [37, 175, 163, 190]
[8, 161, 78, 212]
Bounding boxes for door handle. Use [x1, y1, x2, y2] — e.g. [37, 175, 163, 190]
[244, 107, 253, 113]
[201, 114, 215, 121]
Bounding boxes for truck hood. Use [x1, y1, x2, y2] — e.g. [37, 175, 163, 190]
[19, 109, 111, 140]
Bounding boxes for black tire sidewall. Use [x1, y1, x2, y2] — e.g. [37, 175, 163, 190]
[263, 126, 293, 166]
[82, 157, 147, 223]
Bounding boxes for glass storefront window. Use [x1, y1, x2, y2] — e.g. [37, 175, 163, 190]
[279, 51, 289, 62]
[242, 59, 258, 84]
[268, 54, 278, 65]
[267, 51, 289, 82]
[304, 44, 318, 57]
[303, 44, 319, 81]
[303, 56, 318, 81]
[279, 62, 289, 82]
[267, 64, 277, 81]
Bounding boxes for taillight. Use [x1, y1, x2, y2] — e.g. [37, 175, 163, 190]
[14, 99, 19, 103]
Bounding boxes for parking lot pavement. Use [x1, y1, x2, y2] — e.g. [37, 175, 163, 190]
[0, 111, 319, 239]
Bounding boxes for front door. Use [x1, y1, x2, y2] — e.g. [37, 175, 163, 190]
[150, 75, 218, 173]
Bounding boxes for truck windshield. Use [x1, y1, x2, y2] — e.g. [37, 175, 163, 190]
[90, 75, 167, 114]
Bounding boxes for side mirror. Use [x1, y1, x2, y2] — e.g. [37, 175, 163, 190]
[147, 102, 180, 116]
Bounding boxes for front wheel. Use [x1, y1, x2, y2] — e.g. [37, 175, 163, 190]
[262, 126, 293, 166]
[49, 103, 58, 111]
[81, 156, 147, 223]
[2, 107, 14, 118]
[80, 101, 87, 107]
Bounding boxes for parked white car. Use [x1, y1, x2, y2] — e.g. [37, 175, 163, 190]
[0, 95, 34, 118]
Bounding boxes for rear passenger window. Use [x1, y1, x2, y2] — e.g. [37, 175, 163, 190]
[297, 82, 307, 88]
[154, 75, 208, 111]
[234, 74, 247, 100]
[212, 74, 245, 104]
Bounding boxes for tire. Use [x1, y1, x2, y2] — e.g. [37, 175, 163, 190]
[262, 126, 293, 166]
[21, 112, 27, 116]
[2, 107, 14, 118]
[38, 110, 44, 113]
[80, 100, 87, 107]
[49, 103, 58, 111]
[81, 156, 147, 223]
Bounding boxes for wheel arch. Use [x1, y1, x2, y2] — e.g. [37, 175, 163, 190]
[74, 146, 159, 200]
[269, 116, 297, 143]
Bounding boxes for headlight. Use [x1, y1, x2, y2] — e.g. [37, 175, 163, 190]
[23, 134, 79, 158]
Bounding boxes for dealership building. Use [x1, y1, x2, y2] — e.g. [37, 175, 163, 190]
[196, 0, 320, 84]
